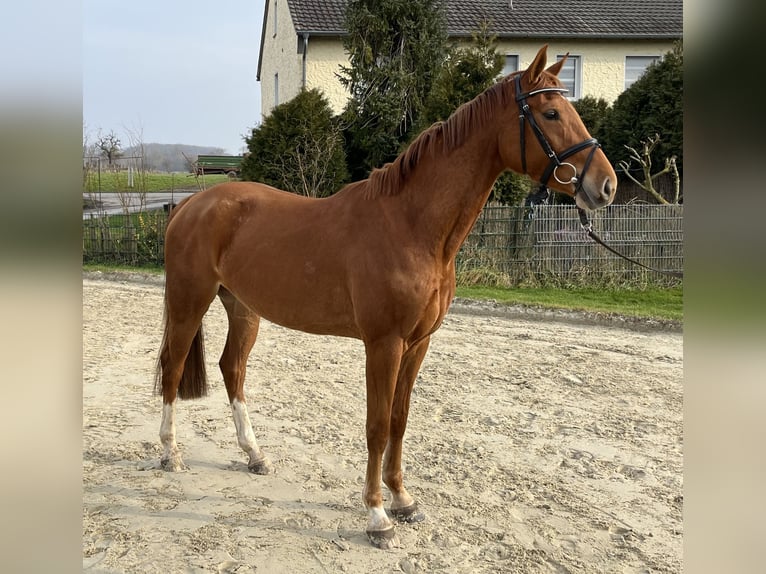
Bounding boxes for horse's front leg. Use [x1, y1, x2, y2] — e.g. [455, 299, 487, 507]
[384, 336, 430, 525]
[362, 336, 404, 549]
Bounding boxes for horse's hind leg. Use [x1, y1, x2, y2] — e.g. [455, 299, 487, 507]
[218, 288, 273, 474]
[157, 281, 219, 471]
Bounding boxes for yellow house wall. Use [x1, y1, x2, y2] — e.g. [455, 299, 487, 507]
[260, 31, 675, 117]
[496, 39, 675, 102]
[305, 38, 350, 115]
[260, 0, 303, 116]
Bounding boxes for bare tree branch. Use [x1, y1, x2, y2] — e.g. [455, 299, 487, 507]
[96, 129, 122, 167]
[617, 134, 681, 204]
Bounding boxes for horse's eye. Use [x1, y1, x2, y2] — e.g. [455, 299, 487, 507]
[543, 110, 559, 120]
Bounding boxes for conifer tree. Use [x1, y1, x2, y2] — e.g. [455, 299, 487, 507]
[339, 0, 447, 180]
[242, 89, 348, 197]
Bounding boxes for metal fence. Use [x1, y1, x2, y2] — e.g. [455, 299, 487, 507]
[82, 203, 683, 287]
[457, 203, 683, 287]
[83, 210, 167, 266]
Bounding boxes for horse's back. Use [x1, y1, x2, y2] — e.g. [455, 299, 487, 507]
[168, 182, 308, 224]
[166, 182, 316, 251]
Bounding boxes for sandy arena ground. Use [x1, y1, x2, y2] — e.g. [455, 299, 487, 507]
[83, 273, 682, 573]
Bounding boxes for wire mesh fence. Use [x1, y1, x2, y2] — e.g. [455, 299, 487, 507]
[457, 203, 683, 287]
[82, 202, 683, 287]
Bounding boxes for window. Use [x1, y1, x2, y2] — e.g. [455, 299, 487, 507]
[274, 73, 279, 106]
[272, 0, 278, 37]
[556, 54, 581, 99]
[625, 56, 660, 90]
[502, 54, 519, 77]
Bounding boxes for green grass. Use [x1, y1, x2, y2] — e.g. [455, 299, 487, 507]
[84, 262, 165, 275]
[456, 285, 683, 322]
[83, 171, 232, 192]
[83, 264, 682, 322]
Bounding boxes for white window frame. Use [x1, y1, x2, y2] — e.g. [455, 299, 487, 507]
[274, 73, 279, 107]
[556, 54, 581, 100]
[272, 0, 278, 37]
[502, 54, 519, 77]
[625, 55, 660, 90]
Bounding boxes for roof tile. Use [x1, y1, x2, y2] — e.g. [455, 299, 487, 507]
[285, 0, 682, 38]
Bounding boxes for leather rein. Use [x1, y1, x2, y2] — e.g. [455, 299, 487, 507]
[524, 186, 683, 279]
[515, 75, 682, 279]
[576, 207, 683, 278]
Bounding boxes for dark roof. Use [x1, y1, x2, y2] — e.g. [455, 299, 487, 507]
[285, 0, 682, 39]
[287, 0, 347, 34]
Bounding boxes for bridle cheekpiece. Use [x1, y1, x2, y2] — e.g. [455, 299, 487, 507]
[514, 74, 600, 195]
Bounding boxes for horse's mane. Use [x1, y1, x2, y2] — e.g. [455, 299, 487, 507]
[365, 74, 520, 198]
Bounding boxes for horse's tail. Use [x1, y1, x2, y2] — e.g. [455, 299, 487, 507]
[154, 299, 208, 400]
[178, 322, 208, 400]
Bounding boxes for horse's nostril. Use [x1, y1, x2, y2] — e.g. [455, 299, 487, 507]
[602, 178, 613, 200]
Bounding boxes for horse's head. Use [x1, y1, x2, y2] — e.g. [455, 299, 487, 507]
[498, 45, 617, 210]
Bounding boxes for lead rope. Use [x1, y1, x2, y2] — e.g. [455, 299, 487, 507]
[525, 188, 682, 278]
[576, 207, 684, 278]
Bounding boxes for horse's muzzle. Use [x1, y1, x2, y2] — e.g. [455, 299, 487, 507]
[576, 176, 615, 211]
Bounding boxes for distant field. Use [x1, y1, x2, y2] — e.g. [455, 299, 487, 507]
[83, 171, 232, 192]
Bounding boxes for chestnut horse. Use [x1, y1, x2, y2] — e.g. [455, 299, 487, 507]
[155, 45, 617, 548]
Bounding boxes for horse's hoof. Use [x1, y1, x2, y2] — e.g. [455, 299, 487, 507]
[248, 457, 274, 475]
[390, 503, 425, 524]
[366, 526, 399, 549]
[160, 457, 186, 472]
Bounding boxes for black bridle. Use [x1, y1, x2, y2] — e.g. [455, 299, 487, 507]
[514, 74, 600, 196]
[515, 76, 682, 279]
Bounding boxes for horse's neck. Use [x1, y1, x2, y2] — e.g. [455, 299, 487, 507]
[403, 128, 505, 262]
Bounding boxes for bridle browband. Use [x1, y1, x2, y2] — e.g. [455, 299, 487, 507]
[514, 74, 599, 195]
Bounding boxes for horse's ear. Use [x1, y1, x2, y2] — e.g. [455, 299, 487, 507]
[546, 53, 568, 77]
[525, 44, 549, 84]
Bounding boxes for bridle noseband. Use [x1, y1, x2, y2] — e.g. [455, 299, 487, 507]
[514, 75, 600, 195]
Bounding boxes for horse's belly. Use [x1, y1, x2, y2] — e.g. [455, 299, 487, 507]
[225, 273, 360, 339]
[259, 301, 360, 339]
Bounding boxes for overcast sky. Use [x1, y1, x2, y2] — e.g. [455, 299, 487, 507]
[83, 0, 266, 154]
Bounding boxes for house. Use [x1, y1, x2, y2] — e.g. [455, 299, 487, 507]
[256, 0, 683, 118]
